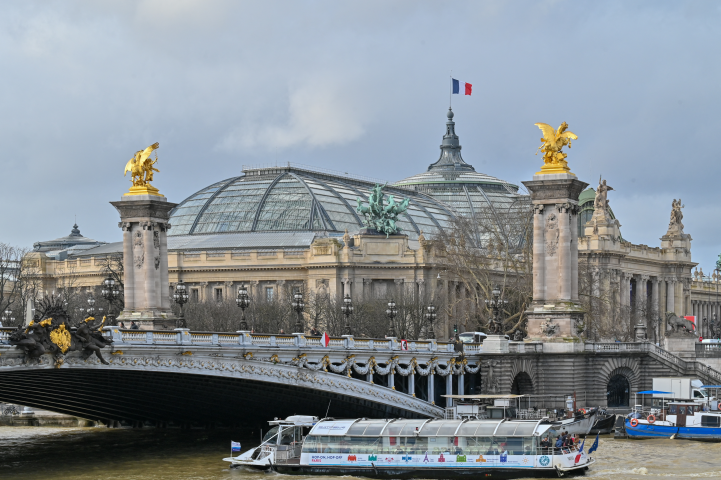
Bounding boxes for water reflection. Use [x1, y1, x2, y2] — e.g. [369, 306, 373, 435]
[1, 427, 721, 480]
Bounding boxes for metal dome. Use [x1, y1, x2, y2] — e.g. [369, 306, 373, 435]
[168, 165, 457, 241]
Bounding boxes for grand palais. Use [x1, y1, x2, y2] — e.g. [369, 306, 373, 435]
[25, 109, 721, 339]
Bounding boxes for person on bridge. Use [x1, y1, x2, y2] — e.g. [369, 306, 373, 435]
[130, 321, 139, 330]
[119, 322, 126, 329]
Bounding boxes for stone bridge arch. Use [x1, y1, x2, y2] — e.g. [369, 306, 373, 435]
[598, 357, 640, 408]
[509, 358, 537, 395]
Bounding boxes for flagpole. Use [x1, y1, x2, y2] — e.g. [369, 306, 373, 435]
[449, 72, 452, 108]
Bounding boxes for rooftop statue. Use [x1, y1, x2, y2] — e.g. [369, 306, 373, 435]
[534, 122, 578, 175]
[667, 198, 685, 235]
[124, 142, 161, 195]
[592, 176, 614, 222]
[356, 184, 410, 237]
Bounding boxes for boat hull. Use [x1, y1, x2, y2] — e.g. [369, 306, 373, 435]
[551, 411, 598, 436]
[275, 464, 591, 478]
[624, 419, 721, 441]
[589, 414, 616, 435]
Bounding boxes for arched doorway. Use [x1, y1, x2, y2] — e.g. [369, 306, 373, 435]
[511, 372, 534, 395]
[607, 374, 630, 407]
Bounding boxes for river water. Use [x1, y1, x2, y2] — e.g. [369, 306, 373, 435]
[1, 427, 720, 479]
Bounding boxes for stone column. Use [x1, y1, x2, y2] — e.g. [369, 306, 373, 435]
[159, 223, 171, 309]
[445, 374, 453, 407]
[120, 222, 135, 311]
[276, 280, 286, 302]
[388, 370, 395, 390]
[428, 372, 435, 405]
[112, 194, 177, 330]
[200, 282, 209, 302]
[341, 278, 352, 298]
[457, 372, 465, 397]
[557, 203, 572, 301]
[532, 204, 545, 300]
[363, 278, 373, 300]
[667, 278, 676, 315]
[651, 277, 660, 320]
[522, 174, 588, 339]
[409, 371, 415, 397]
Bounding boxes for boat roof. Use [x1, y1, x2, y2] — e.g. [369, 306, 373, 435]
[309, 418, 551, 437]
[268, 415, 318, 426]
[637, 390, 674, 395]
[701, 385, 721, 389]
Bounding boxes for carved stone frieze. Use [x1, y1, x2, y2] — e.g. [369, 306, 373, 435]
[545, 213, 559, 256]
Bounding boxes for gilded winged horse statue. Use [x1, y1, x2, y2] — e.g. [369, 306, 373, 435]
[124, 142, 160, 187]
[534, 122, 577, 174]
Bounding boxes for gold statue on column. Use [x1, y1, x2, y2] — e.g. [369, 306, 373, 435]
[123, 142, 163, 196]
[534, 122, 577, 175]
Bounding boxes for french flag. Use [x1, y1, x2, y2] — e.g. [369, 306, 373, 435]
[452, 78, 472, 95]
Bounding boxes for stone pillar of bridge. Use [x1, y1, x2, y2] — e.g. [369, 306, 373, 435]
[409, 371, 415, 397]
[112, 193, 177, 330]
[388, 370, 395, 390]
[428, 372, 435, 405]
[457, 372, 464, 397]
[445, 374, 453, 407]
[523, 173, 588, 340]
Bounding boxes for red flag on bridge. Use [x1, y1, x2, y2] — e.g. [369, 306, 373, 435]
[321, 332, 330, 347]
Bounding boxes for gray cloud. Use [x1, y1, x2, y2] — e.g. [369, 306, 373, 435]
[1, 1, 720, 269]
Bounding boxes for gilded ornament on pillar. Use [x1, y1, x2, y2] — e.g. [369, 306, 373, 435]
[534, 122, 578, 175]
[123, 142, 163, 197]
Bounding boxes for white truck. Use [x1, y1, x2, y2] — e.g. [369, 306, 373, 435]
[652, 377, 706, 400]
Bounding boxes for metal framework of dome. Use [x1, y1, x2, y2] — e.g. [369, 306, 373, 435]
[168, 166, 457, 241]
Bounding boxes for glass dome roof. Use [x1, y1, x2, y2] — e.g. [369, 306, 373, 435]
[168, 165, 457, 241]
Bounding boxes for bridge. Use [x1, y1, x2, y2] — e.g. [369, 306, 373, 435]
[2, 328, 721, 428]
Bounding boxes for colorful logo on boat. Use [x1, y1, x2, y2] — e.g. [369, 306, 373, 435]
[402, 455, 413, 463]
[438, 454, 446, 463]
[456, 455, 466, 463]
[347, 455, 356, 461]
[368, 455, 377, 461]
[475, 455, 487, 463]
[423, 453, 430, 463]
[539, 455, 550, 466]
[500, 452, 508, 463]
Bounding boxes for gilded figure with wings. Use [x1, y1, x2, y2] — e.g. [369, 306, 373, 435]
[124, 142, 160, 187]
[534, 122, 577, 174]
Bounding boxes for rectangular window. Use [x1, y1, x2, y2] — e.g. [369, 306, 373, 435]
[266, 287, 274, 302]
[191, 289, 199, 302]
[701, 415, 721, 427]
[215, 288, 223, 302]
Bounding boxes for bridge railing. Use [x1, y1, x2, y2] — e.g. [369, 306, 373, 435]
[696, 343, 721, 357]
[89, 328, 463, 352]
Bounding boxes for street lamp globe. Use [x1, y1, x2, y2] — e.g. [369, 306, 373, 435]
[173, 281, 190, 328]
[292, 291, 305, 333]
[341, 294, 354, 335]
[236, 284, 250, 331]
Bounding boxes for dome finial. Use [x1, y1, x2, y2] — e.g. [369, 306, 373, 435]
[71, 223, 81, 236]
[447, 107, 454, 120]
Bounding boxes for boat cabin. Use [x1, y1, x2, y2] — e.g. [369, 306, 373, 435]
[666, 402, 721, 428]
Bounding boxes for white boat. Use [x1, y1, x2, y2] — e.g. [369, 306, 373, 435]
[225, 416, 596, 478]
[550, 409, 599, 436]
[223, 415, 318, 469]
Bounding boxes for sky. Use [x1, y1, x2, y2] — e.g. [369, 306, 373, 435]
[1, 1, 720, 270]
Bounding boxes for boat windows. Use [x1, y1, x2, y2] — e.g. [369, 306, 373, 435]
[679, 406, 687, 415]
[280, 427, 299, 445]
[262, 426, 280, 444]
[474, 422, 500, 436]
[669, 405, 678, 414]
[419, 423, 442, 436]
[362, 422, 389, 436]
[399, 421, 428, 436]
[701, 415, 721, 427]
[436, 421, 463, 436]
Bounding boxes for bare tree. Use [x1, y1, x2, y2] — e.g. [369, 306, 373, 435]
[0, 243, 29, 326]
[431, 196, 533, 337]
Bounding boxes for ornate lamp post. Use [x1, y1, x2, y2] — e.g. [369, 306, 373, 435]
[425, 304, 437, 339]
[87, 294, 96, 316]
[292, 291, 305, 333]
[173, 281, 189, 328]
[2, 309, 12, 326]
[101, 276, 121, 325]
[484, 285, 507, 335]
[236, 284, 250, 331]
[341, 294, 354, 335]
[386, 299, 398, 337]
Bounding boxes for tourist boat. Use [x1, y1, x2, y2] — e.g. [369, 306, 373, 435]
[223, 415, 318, 469]
[227, 416, 596, 478]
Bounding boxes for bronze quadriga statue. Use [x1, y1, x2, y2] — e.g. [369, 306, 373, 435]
[8, 297, 113, 367]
